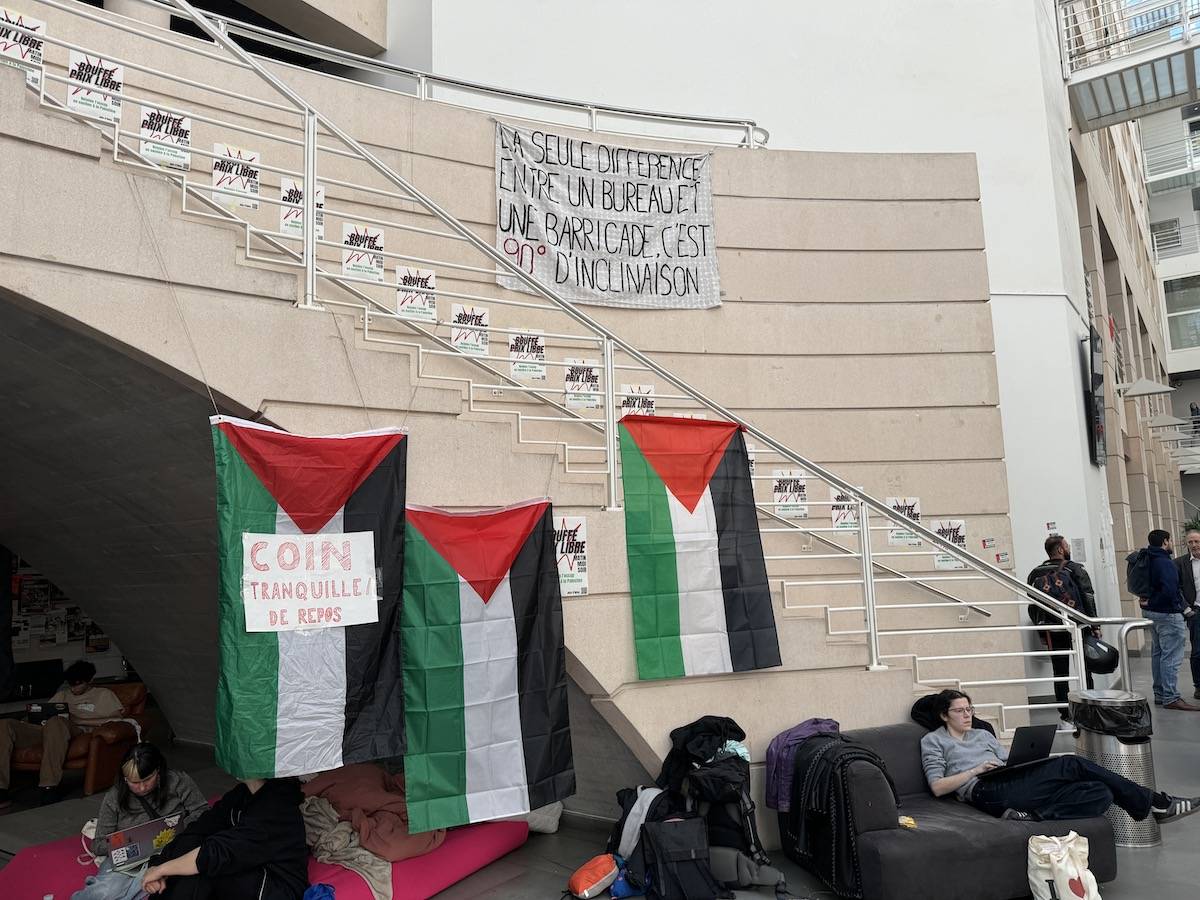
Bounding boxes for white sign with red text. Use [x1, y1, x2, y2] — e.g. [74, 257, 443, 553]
[67, 51, 122, 124]
[0, 7, 45, 87]
[240, 532, 379, 632]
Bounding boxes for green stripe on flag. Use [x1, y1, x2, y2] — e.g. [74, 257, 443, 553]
[619, 426, 685, 679]
[402, 523, 468, 833]
[212, 427, 280, 777]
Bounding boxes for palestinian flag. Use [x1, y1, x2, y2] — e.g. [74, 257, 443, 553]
[211, 416, 406, 778]
[402, 499, 574, 832]
[619, 415, 781, 680]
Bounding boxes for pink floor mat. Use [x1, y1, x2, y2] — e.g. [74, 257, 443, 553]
[0, 820, 529, 899]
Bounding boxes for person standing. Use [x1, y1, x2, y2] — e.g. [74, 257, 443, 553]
[1173, 528, 1200, 700]
[1139, 530, 1199, 710]
[1027, 535, 1098, 719]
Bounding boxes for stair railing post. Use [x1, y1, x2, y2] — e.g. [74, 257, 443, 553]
[858, 498, 886, 670]
[299, 108, 318, 309]
[603, 337, 621, 511]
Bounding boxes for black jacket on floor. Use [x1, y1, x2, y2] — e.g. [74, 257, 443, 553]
[161, 778, 308, 900]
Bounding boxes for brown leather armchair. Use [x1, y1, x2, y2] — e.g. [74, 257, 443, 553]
[12, 682, 150, 796]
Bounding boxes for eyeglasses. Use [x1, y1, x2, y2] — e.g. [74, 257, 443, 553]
[948, 706, 974, 716]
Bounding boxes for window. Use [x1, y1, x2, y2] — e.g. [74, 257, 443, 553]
[1164, 275, 1200, 350]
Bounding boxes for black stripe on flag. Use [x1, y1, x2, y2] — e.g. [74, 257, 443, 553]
[508, 505, 575, 810]
[341, 439, 407, 761]
[711, 432, 781, 671]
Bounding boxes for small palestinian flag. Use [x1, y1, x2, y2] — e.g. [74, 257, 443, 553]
[619, 415, 781, 680]
[402, 499, 574, 832]
[211, 416, 406, 778]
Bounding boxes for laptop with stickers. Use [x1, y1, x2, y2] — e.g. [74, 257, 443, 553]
[105, 813, 183, 871]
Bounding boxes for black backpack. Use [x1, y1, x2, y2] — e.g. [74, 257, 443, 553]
[1029, 562, 1081, 626]
[626, 816, 731, 900]
[1126, 549, 1152, 599]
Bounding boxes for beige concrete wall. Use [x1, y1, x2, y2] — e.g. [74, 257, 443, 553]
[1, 1, 1020, 826]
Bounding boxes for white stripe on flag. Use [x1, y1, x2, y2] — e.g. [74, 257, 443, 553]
[274, 508, 347, 777]
[460, 575, 530, 822]
[666, 488, 733, 676]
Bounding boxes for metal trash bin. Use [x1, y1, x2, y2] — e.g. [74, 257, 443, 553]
[1069, 689, 1159, 848]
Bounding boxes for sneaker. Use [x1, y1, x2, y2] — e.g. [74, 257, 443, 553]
[1163, 700, 1200, 711]
[37, 786, 60, 806]
[0, 788, 10, 809]
[1153, 796, 1200, 824]
[1001, 808, 1035, 821]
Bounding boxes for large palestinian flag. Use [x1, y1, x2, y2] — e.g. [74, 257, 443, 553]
[402, 499, 574, 833]
[619, 415, 781, 680]
[211, 416, 406, 778]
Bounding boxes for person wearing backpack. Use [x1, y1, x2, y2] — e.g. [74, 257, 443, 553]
[1026, 535, 1098, 720]
[1135, 530, 1199, 711]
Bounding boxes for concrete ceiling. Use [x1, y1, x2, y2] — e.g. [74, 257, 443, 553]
[0, 291, 223, 743]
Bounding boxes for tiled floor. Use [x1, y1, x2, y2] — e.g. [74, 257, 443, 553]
[1, 657, 1197, 898]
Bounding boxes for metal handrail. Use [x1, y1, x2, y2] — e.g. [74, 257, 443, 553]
[127, 0, 768, 149]
[155, 0, 1130, 666]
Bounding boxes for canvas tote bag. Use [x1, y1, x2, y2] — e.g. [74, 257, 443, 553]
[1027, 832, 1101, 900]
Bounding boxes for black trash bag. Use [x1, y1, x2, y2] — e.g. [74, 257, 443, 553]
[1070, 697, 1153, 739]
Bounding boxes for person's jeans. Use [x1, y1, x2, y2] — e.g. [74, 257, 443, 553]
[1189, 612, 1200, 695]
[970, 755, 1154, 821]
[71, 858, 147, 900]
[1144, 609, 1187, 705]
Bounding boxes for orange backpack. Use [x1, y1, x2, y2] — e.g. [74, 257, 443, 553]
[567, 853, 620, 899]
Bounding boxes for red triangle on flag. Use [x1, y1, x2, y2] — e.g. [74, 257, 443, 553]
[620, 415, 741, 513]
[407, 500, 550, 603]
[218, 420, 405, 534]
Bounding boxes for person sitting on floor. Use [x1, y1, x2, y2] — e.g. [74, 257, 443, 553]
[140, 776, 307, 900]
[921, 689, 1200, 822]
[0, 659, 126, 807]
[72, 742, 208, 900]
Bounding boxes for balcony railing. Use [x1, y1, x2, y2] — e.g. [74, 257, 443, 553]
[1144, 133, 1200, 179]
[1062, 0, 1200, 73]
[1153, 222, 1200, 258]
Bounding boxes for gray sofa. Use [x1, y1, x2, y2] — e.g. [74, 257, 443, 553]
[841, 723, 1117, 900]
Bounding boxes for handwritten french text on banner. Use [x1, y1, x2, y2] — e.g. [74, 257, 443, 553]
[495, 123, 720, 310]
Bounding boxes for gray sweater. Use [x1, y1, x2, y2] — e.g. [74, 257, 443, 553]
[920, 726, 1008, 801]
[92, 770, 209, 857]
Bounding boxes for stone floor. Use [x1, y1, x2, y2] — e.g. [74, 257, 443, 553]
[1, 657, 1197, 898]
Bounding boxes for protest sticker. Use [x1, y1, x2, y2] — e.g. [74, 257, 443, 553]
[240, 532, 379, 631]
[396, 266, 436, 322]
[0, 7, 45, 87]
[494, 122, 720, 309]
[280, 178, 324, 240]
[450, 303, 489, 356]
[565, 357, 600, 409]
[67, 51, 122, 124]
[620, 384, 655, 417]
[886, 497, 922, 546]
[212, 143, 260, 211]
[139, 106, 191, 170]
[555, 516, 588, 596]
[342, 223, 385, 281]
[932, 519, 968, 570]
[773, 470, 808, 520]
[831, 489, 858, 531]
[509, 328, 547, 381]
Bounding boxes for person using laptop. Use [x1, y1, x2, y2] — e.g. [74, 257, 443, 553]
[72, 742, 208, 900]
[0, 660, 126, 808]
[921, 690, 1200, 822]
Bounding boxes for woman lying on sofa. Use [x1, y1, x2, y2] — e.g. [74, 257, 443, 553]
[920, 689, 1200, 823]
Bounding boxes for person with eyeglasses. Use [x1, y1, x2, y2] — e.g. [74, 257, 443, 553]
[71, 742, 207, 900]
[920, 690, 1200, 822]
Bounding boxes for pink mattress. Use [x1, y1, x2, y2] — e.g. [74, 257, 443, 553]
[0, 820, 529, 899]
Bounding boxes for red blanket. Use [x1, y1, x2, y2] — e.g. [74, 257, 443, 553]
[303, 763, 446, 862]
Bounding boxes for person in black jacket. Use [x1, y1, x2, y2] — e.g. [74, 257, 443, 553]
[1173, 528, 1200, 700]
[141, 777, 307, 899]
[1026, 535, 1098, 718]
